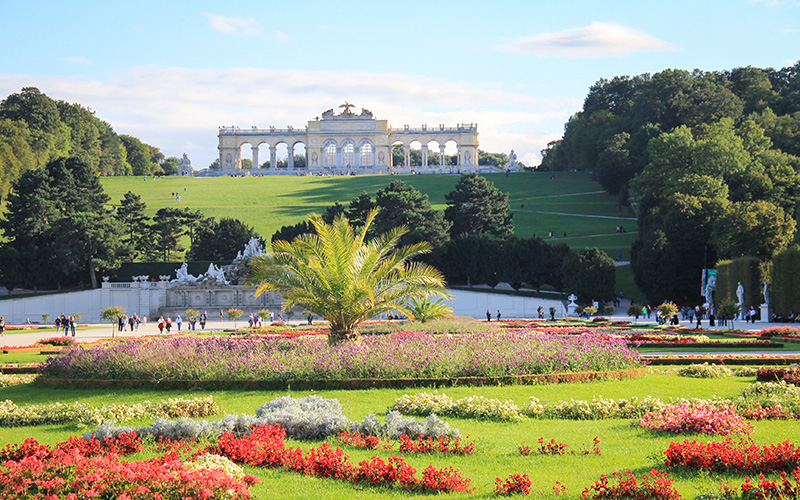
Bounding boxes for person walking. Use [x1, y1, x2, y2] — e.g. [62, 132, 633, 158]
[486, 310, 491, 322]
[497, 309, 502, 321]
[165, 316, 172, 333]
[55, 315, 61, 334]
[0, 316, 5, 337]
[157, 316, 164, 334]
[200, 311, 207, 330]
[176, 314, 182, 331]
[69, 316, 76, 337]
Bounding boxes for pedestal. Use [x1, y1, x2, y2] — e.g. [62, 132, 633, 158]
[759, 304, 771, 323]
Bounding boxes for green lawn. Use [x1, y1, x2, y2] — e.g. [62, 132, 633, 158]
[100, 172, 636, 259]
[0, 372, 796, 499]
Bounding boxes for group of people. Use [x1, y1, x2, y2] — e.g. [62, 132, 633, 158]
[486, 309, 502, 321]
[55, 314, 77, 337]
[156, 311, 209, 333]
[116, 314, 145, 332]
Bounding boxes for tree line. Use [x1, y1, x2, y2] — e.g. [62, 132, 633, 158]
[539, 61, 800, 304]
[0, 156, 259, 290]
[0, 87, 179, 202]
[272, 173, 615, 303]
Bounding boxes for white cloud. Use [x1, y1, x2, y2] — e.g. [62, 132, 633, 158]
[495, 21, 674, 58]
[204, 13, 261, 36]
[0, 67, 580, 168]
[274, 30, 291, 42]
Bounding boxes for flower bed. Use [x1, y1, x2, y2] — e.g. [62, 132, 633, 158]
[581, 470, 681, 499]
[0, 396, 218, 427]
[757, 367, 800, 382]
[38, 331, 642, 382]
[0, 433, 259, 499]
[34, 337, 75, 347]
[663, 438, 800, 473]
[639, 403, 754, 435]
[208, 424, 475, 493]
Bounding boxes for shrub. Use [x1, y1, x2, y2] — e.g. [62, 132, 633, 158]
[639, 404, 754, 436]
[757, 367, 800, 382]
[255, 395, 350, 440]
[677, 363, 735, 378]
[35, 336, 75, 346]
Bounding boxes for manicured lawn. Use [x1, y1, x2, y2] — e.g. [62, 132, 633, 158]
[1, 371, 797, 499]
[100, 172, 636, 260]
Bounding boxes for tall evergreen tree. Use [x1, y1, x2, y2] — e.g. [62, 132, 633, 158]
[444, 172, 513, 238]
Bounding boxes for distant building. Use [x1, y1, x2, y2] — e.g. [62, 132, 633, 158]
[217, 103, 484, 175]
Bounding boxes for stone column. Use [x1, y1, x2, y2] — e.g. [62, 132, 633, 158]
[251, 146, 259, 170]
[404, 145, 410, 168]
[439, 145, 446, 167]
[336, 146, 343, 168]
[288, 144, 294, 168]
[354, 146, 361, 167]
[421, 145, 428, 168]
[269, 146, 277, 170]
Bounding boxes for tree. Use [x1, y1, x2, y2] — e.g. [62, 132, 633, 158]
[444, 173, 513, 238]
[246, 209, 448, 344]
[346, 192, 375, 229]
[226, 308, 244, 328]
[712, 201, 796, 260]
[0, 87, 66, 162]
[115, 191, 150, 262]
[192, 217, 259, 261]
[149, 208, 186, 262]
[161, 157, 180, 175]
[119, 134, 151, 175]
[406, 294, 453, 323]
[101, 306, 125, 338]
[561, 248, 615, 304]
[0, 157, 122, 289]
[373, 180, 451, 249]
[272, 220, 315, 243]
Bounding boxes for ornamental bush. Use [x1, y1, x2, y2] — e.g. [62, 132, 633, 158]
[677, 363, 735, 378]
[639, 403, 754, 435]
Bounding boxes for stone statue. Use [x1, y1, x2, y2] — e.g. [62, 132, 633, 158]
[204, 263, 228, 285]
[173, 262, 197, 283]
[567, 293, 578, 306]
[736, 282, 744, 306]
[506, 150, 518, 170]
[360, 108, 373, 119]
[763, 281, 769, 305]
[311, 152, 319, 166]
[235, 237, 265, 262]
[339, 101, 355, 114]
[321, 109, 335, 119]
[179, 153, 192, 174]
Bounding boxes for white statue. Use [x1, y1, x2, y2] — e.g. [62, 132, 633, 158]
[736, 282, 744, 306]
[173, 262, 197, 283]
[204, 263, 228, 285]
[179, 153, 192, 175]
[234, 237, 265, 262]
[567, 293, 578, 306]
[506, 149, 519, 171]
[763, 281, 769, 306]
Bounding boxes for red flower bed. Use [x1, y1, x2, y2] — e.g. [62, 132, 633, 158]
[757, 367, 800, 382]
[0, 432, 258, 499]
[720, 467, 800, 499]
[35, 337, 76, 347]
[581, 469, 680, 499]
[519, 437, 602, 456]
[495, 473, 532, 496]
[664, 438, 800, 473]
[208, 424, 474, 492]
[397, 435, 476, 455]
[336, 431, 392, 450]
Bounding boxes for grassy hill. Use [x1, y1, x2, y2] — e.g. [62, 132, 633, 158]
[101, 172, 638, 260]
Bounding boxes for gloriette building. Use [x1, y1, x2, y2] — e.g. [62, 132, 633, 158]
[217, 103, 481, 175]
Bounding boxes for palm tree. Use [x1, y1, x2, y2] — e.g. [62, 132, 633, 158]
[246, 209, 449, 344]
[406, 294, 454, 323]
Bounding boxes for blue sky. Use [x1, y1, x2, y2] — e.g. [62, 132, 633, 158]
[1, 0, 798, 168]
